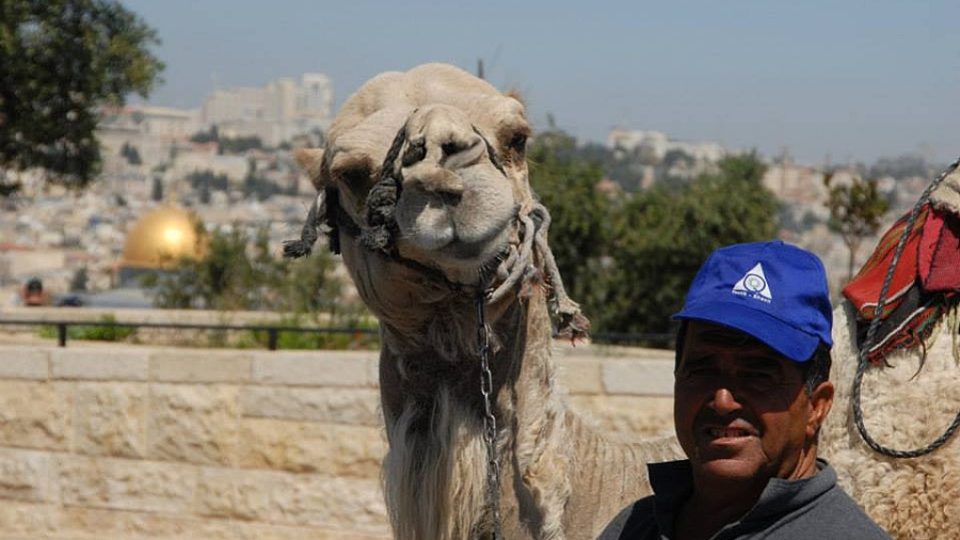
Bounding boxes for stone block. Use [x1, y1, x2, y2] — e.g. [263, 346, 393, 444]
[75, 383, 147, 458]
[196, 468, 387, 532]
[0, 501, 60, 537]
[601, 359, 675, 396]
[553, 342, 674, 361]
[230, 522, 391, 540]
[252, 351, 376, 387]
[0, 348, 49, 379]
[238, 418, 385, 477]
[557, 357, 602, 394]
[0, 449, 52, 502]
[51, 349, 148, 381]
[58, 455, 196, 514]
[150, 351, 251, 383]
[239, 386, 381, 426]
[147, 384, 240, 466]
[366, 355, 380, 387]
[0, 381, 72, 451]
[569, 395, 675, 440]
[59, 505, 239, 539]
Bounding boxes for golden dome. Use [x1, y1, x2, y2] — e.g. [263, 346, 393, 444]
[120, 206, 205, 269]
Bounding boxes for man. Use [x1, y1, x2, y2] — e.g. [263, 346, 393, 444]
[600, 240, 889, 539]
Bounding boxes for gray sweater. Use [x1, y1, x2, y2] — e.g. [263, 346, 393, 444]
[598, 459, 890, 540]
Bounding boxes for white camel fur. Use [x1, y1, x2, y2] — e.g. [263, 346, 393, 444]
[824, 301, 960, 539]
[289, 63, 680, 540]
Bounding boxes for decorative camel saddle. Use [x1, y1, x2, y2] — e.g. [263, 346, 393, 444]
[844, 162, 960, 364]
[842, 159, 960, 458]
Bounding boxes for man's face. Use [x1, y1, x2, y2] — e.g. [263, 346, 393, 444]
[674, 321, 832, 487]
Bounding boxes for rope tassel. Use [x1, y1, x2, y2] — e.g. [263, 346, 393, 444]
[283, 192, 324, 259]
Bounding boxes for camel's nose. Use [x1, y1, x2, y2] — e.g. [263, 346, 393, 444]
[400, 106, 490, 202]
[435, 132, 484, 171]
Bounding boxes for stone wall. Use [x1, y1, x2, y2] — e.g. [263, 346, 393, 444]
[0, 343, 674, 540]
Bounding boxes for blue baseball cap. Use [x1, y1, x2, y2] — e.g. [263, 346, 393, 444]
[673, 241, 833, 362]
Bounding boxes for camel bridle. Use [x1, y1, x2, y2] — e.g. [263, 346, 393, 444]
[283, 110, 590, 331]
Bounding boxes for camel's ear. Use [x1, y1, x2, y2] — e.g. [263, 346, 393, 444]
[504, 88, 525, 107]
[294, 148, 326, 190]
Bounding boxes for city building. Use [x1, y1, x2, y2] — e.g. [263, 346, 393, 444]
[97, 105, 202, 167]
[607, 127, 726, 163]
[201, 73, 333, 146]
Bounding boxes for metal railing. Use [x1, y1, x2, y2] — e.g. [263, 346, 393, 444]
[0, 319, 673, 350]
[0, 319, 379, 350]
[590, 332, 674, 347]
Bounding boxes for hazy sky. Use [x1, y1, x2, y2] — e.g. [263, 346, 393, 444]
[121, 0, 960, 165]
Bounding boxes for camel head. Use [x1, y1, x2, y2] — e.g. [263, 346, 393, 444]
[288, 63, 586, 342]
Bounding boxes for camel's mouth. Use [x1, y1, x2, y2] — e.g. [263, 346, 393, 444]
[428, 203, 518, 259]
[438, 224, 512, 261]
[394, 167, 520, 279]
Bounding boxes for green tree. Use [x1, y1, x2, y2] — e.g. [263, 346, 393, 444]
[824, 173, 890, 282]
[69, 266, 88, 291]
[219, 135, 263, 155]
[149, 225, 343, 314]
[150, 175, 163, 202]
[120, 142, 142, 165]
[602, 152, 779, 336]
[0, 0, 164, 194]
[148, 227, 254, 310]
[187, 169, 229, 204]
[189, 126, 219, 144]
[528, 130, 616, 325]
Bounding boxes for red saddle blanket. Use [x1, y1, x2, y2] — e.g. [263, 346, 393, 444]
[843, 204, 960, 363]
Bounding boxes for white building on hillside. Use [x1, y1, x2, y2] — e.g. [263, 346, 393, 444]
[607, 128, 725, 163]
[201, 73, 333, 146]
[97, 105, 201, 168]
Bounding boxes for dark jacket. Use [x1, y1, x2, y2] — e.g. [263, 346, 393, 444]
[598, 458, 890, 540]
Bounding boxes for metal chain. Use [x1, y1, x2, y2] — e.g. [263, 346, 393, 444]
[476, 295, 503, 539]
[853, 156, 960, 458]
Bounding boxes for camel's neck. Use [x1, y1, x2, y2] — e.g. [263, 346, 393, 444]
[377, 285, 567, 540]
[375, 285, 681, 540]
[377, 284, 557, 424]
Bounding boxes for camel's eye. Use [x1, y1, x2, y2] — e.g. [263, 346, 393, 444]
[508, 133, 527, 153]
[333, 160, 372, 187]
[402, 139, 427, 167]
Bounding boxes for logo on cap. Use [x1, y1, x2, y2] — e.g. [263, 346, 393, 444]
[732, 262, 772, 303]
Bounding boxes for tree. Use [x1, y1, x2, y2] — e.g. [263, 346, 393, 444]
[824, 173, 890, 282]
[187, 169, 229, 204]
[602, 152, 779, 336]
[148, 225, 343, 314]
[69, 266, 89, 291]
[219, 135, 263, 155]
[120, 142, 142, 165]
[528, 130, 615, 322]
[867, 154, 932, 181]
[150, 175, 163, 202]
[198, 180, 212, 205]
[189, 126, 219, 144]
[527, 130, 778, 341]
[0, 0, 164, 194]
